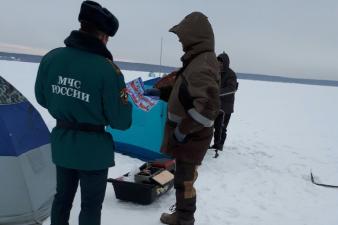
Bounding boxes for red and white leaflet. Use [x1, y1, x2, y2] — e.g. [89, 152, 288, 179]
[126, 78, 159, 112]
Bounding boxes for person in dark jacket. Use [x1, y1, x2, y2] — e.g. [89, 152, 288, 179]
[210, 52, 238, 156]
[34, 1, 132, 225]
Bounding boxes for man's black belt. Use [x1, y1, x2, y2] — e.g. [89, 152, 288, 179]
[56, 120, 105, 133]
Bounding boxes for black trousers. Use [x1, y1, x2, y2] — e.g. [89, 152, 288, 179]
[175, 161, 198, 225]
[51, 166, 108, 225]
[213, 111, 232, 148]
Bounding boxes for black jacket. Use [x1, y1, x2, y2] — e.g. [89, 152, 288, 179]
[219, 68, 237, 113]
[217, 53, 238, 113]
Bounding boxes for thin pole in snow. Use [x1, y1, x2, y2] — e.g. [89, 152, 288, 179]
[159, 37, 163, 77]
[219, 91, 237, 97]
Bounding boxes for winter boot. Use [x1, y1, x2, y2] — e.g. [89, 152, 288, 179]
[160, 212, 194, 225]
[160, 212, 178, 225]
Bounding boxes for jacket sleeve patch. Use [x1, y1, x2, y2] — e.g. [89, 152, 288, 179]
[120, 88, 129, 104]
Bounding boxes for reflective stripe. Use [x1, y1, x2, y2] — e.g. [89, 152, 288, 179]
[188, 108, 214, 127]
[168, 112, 182, 123]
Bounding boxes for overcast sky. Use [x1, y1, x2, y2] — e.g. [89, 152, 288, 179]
[0, 0, 337, 80]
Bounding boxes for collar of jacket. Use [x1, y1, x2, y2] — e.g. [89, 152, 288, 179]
[177, 46, 213, 76]
[64, 30, 113, 60]
[180, 41, 214, 65]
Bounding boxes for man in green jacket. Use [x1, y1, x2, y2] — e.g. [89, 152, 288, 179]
[34, 1, 132, 225]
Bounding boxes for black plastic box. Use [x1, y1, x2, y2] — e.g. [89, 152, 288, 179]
[108, 174, 173, 205]
[107, 160, 175, 205]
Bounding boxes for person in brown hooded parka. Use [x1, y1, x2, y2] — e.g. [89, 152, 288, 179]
[151, 12, 220, 225]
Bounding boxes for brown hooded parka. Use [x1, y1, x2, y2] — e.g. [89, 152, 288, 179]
[161, 12, 220, 164]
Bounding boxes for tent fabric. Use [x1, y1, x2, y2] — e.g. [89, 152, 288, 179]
[0, 199, 53, 225]
[0, 101, 50, 156]
[0, 76, 50, 157]
[0, 76, 55, 225]
[0, 76, 26, 105]
[0, 146, 55, 225]
[107, 77, 170, 161]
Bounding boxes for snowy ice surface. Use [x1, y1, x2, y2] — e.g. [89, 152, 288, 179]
[1, 60, 338, 225]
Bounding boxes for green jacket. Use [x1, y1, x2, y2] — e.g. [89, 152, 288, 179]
[35, 31, 132, 170]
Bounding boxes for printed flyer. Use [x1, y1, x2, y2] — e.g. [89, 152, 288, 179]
[126, 77, 159, 112]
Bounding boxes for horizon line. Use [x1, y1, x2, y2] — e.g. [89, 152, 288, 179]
[1, 51, 338, 87]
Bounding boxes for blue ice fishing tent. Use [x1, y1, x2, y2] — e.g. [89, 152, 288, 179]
[107, 78, 168, 161]
[0, 76, 55, 225]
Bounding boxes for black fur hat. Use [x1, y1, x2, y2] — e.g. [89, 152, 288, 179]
[78, 1, 119, 37]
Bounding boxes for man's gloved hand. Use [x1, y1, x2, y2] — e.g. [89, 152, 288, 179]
[168, 126, 187, 148]
[143, 88, 160, 96]
[154, 71, 177, 89]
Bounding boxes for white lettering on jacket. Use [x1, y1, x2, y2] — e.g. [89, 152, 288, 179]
[52, 76, 90, 103]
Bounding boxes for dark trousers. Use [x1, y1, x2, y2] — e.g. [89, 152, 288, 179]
[51, 166, 108, 225]
[213, 111, 232, 148]
[175, 161, 198, 225]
